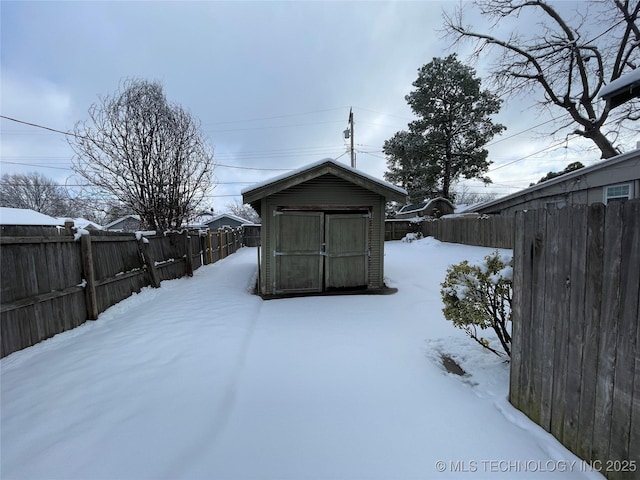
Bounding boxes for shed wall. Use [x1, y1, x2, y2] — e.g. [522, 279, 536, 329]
[259, 174, 386, 295]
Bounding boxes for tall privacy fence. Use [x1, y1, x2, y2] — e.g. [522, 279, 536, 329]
[510, 199, 639, 479]
[1, 226, 244, 358]
[385, 215, 514, 249]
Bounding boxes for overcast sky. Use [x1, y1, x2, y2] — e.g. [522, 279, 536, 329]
[1, 1, 638, 214]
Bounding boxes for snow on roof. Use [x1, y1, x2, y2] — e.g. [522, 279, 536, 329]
[0, 207, 63, 226]
[55, 217, 103, 230]
[241, 158, 407, 197]
[398, 197, 453, 214]
[208, 213, 252, 224]
[598, 68, 640, 98]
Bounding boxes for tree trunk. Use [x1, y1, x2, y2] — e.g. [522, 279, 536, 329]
[578, 128, 619, 159]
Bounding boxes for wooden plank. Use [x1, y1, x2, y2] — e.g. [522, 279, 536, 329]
[184, 230, 193, 277]
[609, 200, 640, 467]
[592, 201, 624, 463]
[519, 210, 537, 418]
[93, 269, 145, 287]
[509, 210, 526, 408]
[576, 202, 605, 461]
[630, 285, 640, 474]
[0, 236, 74, 245]
[527, 208, 547, 426]
[550, 206, 572, 441]
[540, 208, 559, 432]
[81, 234, 98, 321]
[138, 238, 160, 288]
[563, 205, 588, 453]
[0, 284, 85, 314]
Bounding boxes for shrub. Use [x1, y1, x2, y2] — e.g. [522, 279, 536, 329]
[440, 251, 513, 357]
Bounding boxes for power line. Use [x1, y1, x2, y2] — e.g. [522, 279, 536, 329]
[202, 107, 349, 126]
[0, 115, 78, 138]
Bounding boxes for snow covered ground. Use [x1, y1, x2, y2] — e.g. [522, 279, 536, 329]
[1, 238, 603, 479]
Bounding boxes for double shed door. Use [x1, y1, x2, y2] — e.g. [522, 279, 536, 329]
[274, 211, 369, 294]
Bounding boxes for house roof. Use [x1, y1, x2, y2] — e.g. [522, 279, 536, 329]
[599, 69, 640, 108]
[242, 158, 407, 206]
[0, 207, 62, 226]
[398, 197, 454, 214]
[103, 214, 141, 229]
[468, 148, 640, 214]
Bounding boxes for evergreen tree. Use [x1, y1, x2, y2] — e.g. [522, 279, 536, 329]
[384, 54, 505, 202]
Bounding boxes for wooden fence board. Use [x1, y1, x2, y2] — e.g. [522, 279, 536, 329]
[609, 200, 640, 472]
[509, 210, 526, 408]
[563, 205, 588, 452]
[576, 202, 605, 461]
[631, 292, 640, 476]
[593, 202, 624, 463]
[550, 206, 572, 441]
[527, 208, 548, 426]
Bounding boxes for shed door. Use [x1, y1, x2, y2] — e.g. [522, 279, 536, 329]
[274, 211, 323, 294]
[324, 214, 368, 289]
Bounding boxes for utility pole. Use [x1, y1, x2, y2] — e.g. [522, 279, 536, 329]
[348, 107, 355, 168]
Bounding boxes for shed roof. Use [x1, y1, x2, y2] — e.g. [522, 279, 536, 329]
[242, 158, 407, 206]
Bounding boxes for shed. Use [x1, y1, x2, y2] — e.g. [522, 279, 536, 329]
[242, 159, 407, 298]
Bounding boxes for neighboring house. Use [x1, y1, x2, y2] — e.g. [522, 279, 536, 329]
[205, 213, 253, 230]
[0, 207, 65, 235]
[468, 148, 640, 215]
[103, 214, 143, 232]
[242, 158, 407, 298]
[394, 198, 455, 219]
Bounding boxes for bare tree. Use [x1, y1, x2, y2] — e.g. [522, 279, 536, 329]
[453, 184, 499, 205]
[70, 79, 215, 231]
[445, 0, 639, 158]
[0, 172, 70, 216]
[225, 201, 260, 224]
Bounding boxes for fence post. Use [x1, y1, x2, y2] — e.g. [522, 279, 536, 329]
[80, 234, 99, 320]
[218, 230, 224, 259]
[183, 230, 193, 277]
[138, 237, 161, 288]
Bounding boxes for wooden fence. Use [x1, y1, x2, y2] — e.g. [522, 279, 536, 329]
[510, 200, 639, 479]
[1, 226, 244, 358]
[385, 215, 514, 249]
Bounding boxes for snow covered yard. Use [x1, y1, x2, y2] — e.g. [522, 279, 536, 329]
[1, 239, 603, 479]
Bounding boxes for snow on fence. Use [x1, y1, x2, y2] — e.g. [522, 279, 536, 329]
[0, 226, 244, 358]
[510, 199, 640, 479]
[385, 215, 514, 249]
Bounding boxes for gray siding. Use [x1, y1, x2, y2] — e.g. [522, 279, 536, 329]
[260, 174, 385, 295]
[474, 152, 640, 215]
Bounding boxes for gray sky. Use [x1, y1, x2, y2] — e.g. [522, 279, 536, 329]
[2, 0, 638, 213]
